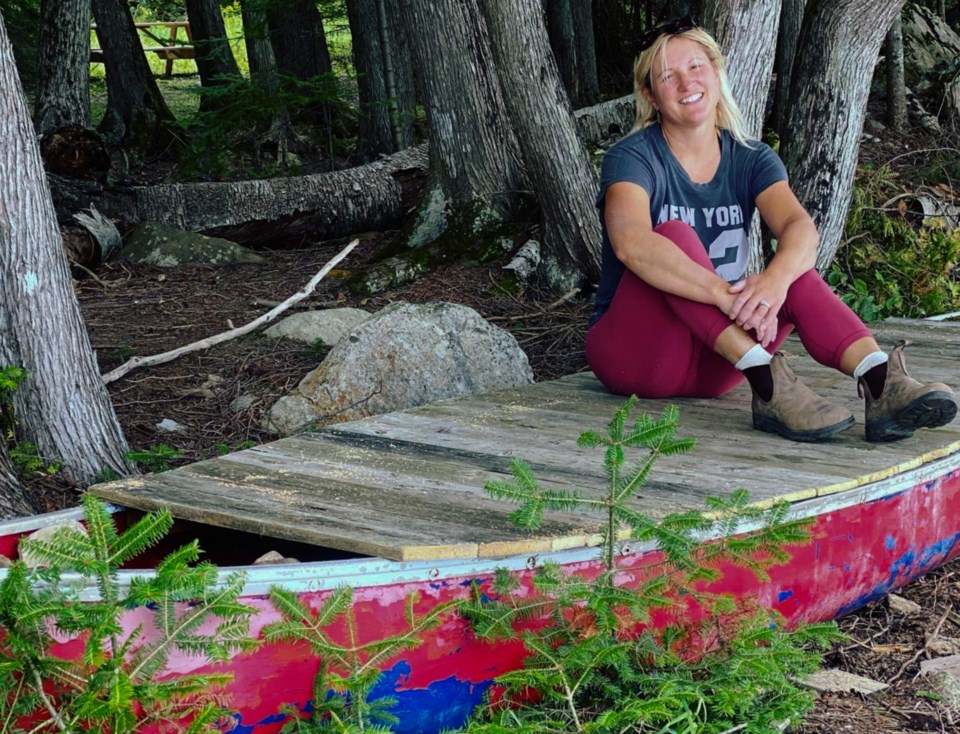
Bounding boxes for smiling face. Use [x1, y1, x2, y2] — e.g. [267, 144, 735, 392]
[642, 36, 720, 129]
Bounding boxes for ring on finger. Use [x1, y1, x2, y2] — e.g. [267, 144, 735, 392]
[759, 299, 771, 308]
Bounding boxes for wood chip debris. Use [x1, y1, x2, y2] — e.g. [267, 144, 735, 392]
[888, 593, 923, 615]
[798, 668, 889, 695]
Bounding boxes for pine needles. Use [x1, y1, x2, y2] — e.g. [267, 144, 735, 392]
[0, 494, 258, 733]
[462, 398, 842, 734]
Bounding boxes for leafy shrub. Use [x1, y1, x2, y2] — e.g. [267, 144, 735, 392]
[831, 165, 960, 321]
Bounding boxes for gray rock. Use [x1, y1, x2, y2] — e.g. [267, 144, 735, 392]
[229, 394, 257, 413]
[264, 308, 371, 346]
[267, 395, 324, 435]
[21, 522, 88, 567]
[122, 221, 265, 267]
[264, 302, 533, 434]
[156, 418, 187, 433]
[903, 5, 960, 92]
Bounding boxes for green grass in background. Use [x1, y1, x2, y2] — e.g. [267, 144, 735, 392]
[89, 2, 354, 130]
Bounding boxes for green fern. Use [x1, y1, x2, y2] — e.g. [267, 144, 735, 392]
[0, 494, 259, 732]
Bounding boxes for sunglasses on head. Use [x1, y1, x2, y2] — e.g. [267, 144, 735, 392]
[634, 16, 699, 55]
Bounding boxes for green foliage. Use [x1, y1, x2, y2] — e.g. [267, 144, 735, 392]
[0, 365, 27, 437]
[0, 494, 259, 732]
[9, 440, 61, 476]
[832, 165, 960, 321]
[176, 71, 352, 181]
[0, 0, 40, 90]
[262, 587, 458, 733]
[462, 399, 841, 734]
[126, 443, 181, 472]
[215, 440, 256, 456]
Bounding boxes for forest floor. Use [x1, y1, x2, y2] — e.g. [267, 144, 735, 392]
[18, 116, 960, 731]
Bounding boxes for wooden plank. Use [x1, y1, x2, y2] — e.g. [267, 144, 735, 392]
[89, 318, 960, 561]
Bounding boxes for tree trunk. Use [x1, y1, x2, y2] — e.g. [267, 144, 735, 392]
[0, 15, 135, 486]
[570, 0, 599, 107]
[704, 0, 782, 138]
[781, 0, 906, 270]
[185, 0, 241, 113]
[397, 0, 525, 221]
[0, 444, 36, 520]
[90, 0, 180, 164]
[136, 143, 429, 238]
[240, 0, 293, 159]
[346, 0, 415, 159]
[266, 0, 340, 133]
[34, 0, 90, 136]
[480, 0, 600, 289]
[772, 0, 806, 136]
[592, 0, 632, 94]
[885, 13, 907, 131]
[384, 2, 416, 149]
[546, 0, 576, 103]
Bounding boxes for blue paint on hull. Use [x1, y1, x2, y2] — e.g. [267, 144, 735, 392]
[836, 533, 960, 617]
[370, 661, 491, 734]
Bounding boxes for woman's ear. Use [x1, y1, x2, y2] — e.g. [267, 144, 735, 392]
[641, 86, 657, 110]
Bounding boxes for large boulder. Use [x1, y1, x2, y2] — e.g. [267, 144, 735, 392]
[122, 221, 265, 266]
[903, 5, 960, 93]
[263, 308, 371, 346]
[264, 302, 533, 434]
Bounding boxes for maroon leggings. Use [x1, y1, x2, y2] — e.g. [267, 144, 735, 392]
[585, 220, 873, 398]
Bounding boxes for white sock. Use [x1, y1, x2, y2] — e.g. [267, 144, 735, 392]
[735, 344, 773, 371]
[853, 351, 888, 380]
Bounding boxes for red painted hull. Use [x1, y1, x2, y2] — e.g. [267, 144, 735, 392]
[4, 459, 960, 733]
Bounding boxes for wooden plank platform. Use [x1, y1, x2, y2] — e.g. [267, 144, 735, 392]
[90, 320, 960, 561]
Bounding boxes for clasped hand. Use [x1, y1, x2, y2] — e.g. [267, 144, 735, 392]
[726, 272, 788, 348]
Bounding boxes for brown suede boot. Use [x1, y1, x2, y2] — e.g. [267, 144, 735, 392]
[752, 353, 855, 442]
[861, 340, 958, 442]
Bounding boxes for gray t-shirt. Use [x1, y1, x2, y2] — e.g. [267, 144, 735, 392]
[591, 125, 787, 323]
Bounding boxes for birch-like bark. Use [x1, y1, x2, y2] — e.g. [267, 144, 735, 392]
[397, 0, 525, 219]
[704, 0, 782, 138]
[0, 444, 35, 520]
[34, 0, 90, 136]
[0, 16, 135, 485]
[781, 0, 907, 270]
[481, 0, 601, 288]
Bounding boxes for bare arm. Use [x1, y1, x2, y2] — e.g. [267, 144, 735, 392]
[604, 181, 736, 313]
[728, 181, 819, 346]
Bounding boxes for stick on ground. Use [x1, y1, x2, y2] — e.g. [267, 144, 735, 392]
[100, 239, 358, 385]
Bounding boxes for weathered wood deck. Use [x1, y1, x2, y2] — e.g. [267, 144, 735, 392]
[91, 319, 960, 562]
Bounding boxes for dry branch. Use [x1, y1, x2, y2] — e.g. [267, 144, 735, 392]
[101, 239, 358, 384]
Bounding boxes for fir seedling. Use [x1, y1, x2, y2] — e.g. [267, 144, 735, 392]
[0, 494, 259, 732]
[263, 586, 458, 733]
[126, 443, 181, 473]
[463, 398, 841, 734]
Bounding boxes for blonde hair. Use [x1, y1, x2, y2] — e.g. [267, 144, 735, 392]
[632, 27, 751, 146]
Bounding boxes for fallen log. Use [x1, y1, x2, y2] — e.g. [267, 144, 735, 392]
[135, 145, 429, 244]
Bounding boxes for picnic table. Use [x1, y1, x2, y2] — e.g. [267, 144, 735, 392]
[91, 21, 194, 76]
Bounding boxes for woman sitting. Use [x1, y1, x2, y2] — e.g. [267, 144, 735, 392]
[585, 18, 957, 442]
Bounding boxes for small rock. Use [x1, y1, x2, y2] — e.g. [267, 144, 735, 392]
[798, 669, 888, 696]
[919, 655, 960, 708]
[229, 394, 257, 413]
[264, 308, 371, 346]
[253, 550, 300, 565]
[926, 635, 960, 657]
[21, 522, 88, 567]
[156, 418, 187, 433]
[888, 593, 922, 615]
